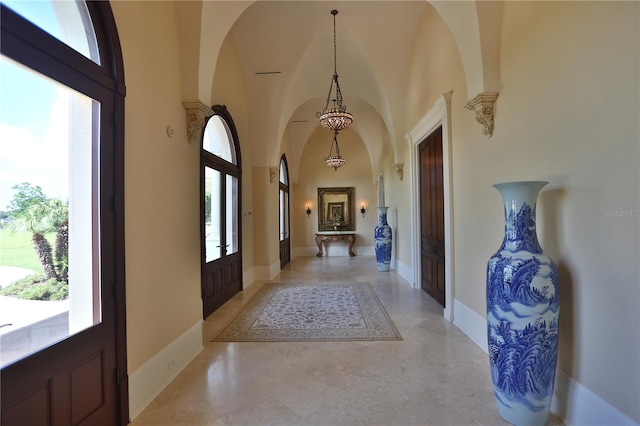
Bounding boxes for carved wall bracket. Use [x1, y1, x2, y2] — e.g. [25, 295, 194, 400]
[269, 167, 279, 184]
[394, 163, 404, 181]
[183, 102, 213, 145]
[465, 92, 498, 138]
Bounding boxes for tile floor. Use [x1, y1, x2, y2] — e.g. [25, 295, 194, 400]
[130, 256, 562, 426]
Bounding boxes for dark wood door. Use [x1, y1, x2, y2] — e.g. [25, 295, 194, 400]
[279, 188, 290, 269]
[419, 127, 446, 307]
[279, 156, 290, 269]
[280, 237, 290, 269]
[1, 3, 127, 424]
[202, 166, 242, 318]
[2, 318, 120, 425]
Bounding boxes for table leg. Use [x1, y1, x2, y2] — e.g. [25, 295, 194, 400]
[315, 236, 323, 256]
[348, 235, 356, 257]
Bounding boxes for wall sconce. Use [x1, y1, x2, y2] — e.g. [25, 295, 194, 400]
[360, 204, 366, 217]
[306, 205, 312, 218]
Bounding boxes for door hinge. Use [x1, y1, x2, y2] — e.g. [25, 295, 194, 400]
[116, 369, 121, 385]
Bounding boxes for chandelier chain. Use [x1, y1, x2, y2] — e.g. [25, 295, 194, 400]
[317, 9, 352, 153]
[333, 10, 337, 76]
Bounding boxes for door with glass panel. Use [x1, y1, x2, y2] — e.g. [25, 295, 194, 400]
[279, 155, 291, 268]
[0, 1, 127, 424]
[201, 107, 242, 318]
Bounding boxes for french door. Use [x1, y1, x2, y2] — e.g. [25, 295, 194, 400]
[279, 155, 290, 269]
[1, 2, 127, 424]
[201, 107, 242, 318]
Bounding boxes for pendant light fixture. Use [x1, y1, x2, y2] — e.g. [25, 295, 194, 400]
[317, 10, 353, 131]
[325, 130, 346, 171]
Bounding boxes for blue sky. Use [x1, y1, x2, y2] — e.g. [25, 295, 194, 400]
[0, 1, 68, 211]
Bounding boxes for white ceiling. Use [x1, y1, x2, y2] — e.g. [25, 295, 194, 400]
[228, 1, 429, 173]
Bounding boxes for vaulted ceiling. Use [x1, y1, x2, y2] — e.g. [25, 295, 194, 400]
[176, 1, 502, 175]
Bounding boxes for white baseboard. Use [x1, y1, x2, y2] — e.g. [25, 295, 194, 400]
[269, 260, 280, 279]
[128, 320, 203, 420]
[552, 370, 638, 426]
[452, 298, 637, 425]
[242, 267, 255, 289]
[292, 246, 375, 257]
[453, 298, 488, 352]
[253, 260, 281, 281]
[293, 246, 321, 257]
[395, 258, 413, 287]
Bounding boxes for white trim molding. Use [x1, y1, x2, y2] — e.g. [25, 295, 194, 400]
[242, 267, 255, 290]
[395, 257, 413, 285]
[405, 92, 455, 322]
[128, 321, 203, 420]
[453, 299, 488, 352]
[452, 298, 638, 426]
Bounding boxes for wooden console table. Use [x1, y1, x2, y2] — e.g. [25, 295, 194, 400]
[315, 233, 356, 257]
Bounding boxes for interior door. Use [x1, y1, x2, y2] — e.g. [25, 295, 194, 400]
[1, 3, 127, 424]
[279, 156, 290, 269]
[419, 127, 446, 307]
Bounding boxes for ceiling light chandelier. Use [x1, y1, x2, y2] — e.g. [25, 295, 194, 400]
[317, 10, 353, 131]
[325, 130, 346, 171]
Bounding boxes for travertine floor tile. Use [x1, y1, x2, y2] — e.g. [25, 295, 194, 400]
[130, 256, 563, 426]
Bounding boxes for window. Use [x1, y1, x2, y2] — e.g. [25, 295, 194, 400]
[2, 0, 99, 63]
[0, 1, 122, 368]
[279, 156, 290, 242]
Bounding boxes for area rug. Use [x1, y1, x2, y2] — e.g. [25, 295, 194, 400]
[212, 282, 402, 342]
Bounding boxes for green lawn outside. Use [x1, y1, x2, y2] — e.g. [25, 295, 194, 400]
[0, 229, 54, 272]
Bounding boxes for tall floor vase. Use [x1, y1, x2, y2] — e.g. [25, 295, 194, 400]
[486, 181, 559, 426]
[374, 207, 392, 271]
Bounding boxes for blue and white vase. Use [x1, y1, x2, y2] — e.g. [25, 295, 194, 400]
[374, 206, 392, 271]
[487, 181, 559, 426]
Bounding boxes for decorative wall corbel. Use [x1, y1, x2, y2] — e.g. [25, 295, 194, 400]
[183, 102, 213, 145]
[465, 92, 498, 138]
[394, 163, 404, 181]
[269, 167, 279, 184]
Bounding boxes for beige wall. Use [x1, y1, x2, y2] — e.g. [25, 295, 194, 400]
[399, 1, 639, 421]
[112, 1, 202, 372]
[112, 0, 638, 421]
[212, 33, 255, 272]
[293, 127, 377, 253]
[495, 3, 638, 418]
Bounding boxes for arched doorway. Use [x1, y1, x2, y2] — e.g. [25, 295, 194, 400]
[279, 155, 291, 268]
[201, 105, 242, 318]
[1, 1, 127, 423]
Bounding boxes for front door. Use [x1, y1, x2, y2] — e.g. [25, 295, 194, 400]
[201, 107, 242, 318]
[1, 2, 127, 424]
[419, 127, 446, 307]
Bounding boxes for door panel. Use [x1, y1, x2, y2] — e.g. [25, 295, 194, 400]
[2, 322, 118, 425]
[202, 165, 241, 318]
[279, 157, 291, 269]
[419, 127, 445, 307]
[0, 3, 126, 424]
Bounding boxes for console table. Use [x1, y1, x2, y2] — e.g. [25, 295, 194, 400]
[315, 233, 356, 257]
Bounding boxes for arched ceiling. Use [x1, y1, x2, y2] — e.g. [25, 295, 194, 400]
[227, 1, 427, 172]
[176, 1, 502, 177]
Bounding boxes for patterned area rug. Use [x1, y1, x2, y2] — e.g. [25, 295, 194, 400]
[212, 282, 402, 342]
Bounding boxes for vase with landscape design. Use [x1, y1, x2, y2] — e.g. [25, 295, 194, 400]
[374, 206, 392, 271]
[486, 181, 559, 426]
